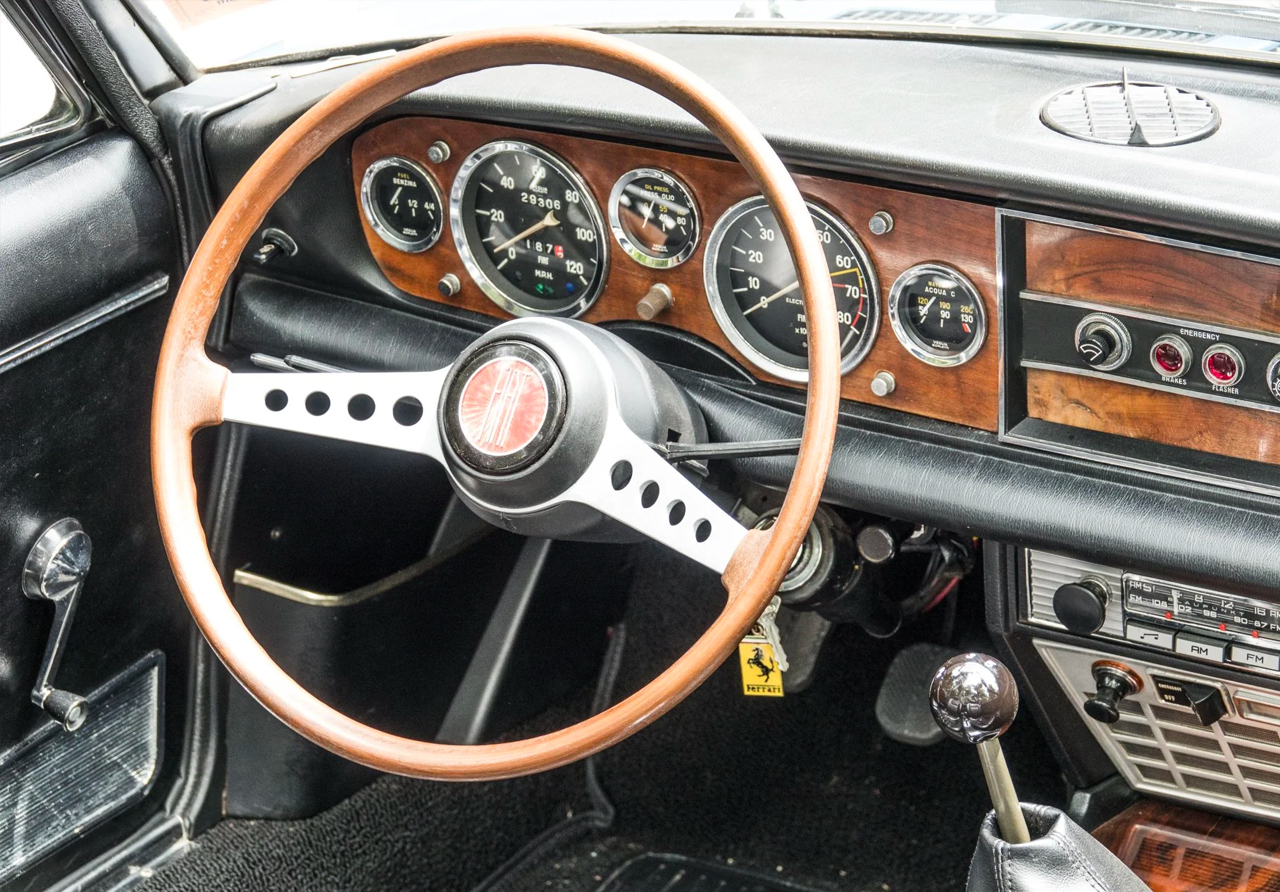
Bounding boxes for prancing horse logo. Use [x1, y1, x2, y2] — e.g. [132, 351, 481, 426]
[457, 356, 550, 456]
[747, 646, 776, 684]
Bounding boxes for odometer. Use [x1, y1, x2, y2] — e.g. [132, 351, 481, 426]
[451, 141, 608, 317]
[704, 197, 879, 381]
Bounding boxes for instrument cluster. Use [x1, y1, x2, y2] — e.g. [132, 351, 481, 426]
[353, 118, 1000, 431]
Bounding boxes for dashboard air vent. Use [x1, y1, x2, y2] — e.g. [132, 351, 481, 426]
[1042, 75, 1219, 147]
[1051, 21, 1213, 44]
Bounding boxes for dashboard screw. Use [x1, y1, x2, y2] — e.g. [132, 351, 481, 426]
[868, 211, 894, 236]
[426, 140, 451, 164]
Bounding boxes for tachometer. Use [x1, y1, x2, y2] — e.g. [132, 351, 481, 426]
[450, 141, 608, 317]
[704, 197, 879, 381]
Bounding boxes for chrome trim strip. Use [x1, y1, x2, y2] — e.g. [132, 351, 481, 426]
[886, 262, 986, 367]
[703, 195, 879, 383]
[1019, 360, 1280, 417]
[0, 274, 169, 376]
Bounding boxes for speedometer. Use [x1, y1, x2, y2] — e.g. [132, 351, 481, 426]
[450, 141, 608, 317]
[704, 197, 879, 381]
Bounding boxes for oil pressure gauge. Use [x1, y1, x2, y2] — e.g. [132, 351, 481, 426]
[888, 263, 986, 367]
[608, 168, 699, 268]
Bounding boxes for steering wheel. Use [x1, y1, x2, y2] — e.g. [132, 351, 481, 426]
[152, 27, 840, 781]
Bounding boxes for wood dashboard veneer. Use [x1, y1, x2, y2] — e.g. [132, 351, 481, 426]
[1095, 801, 1280, 892]
[1024, 222, 1280, 464]
[1026, 369, 1280, 465]
[352, 117, 1000, 431]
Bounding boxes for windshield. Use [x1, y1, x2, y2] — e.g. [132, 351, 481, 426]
[144, 0, 1280, 70]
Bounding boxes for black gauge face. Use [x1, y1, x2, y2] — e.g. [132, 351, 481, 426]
[1268, 353, 1280, 403]
[361, 157, 443, 252]
[889, 264, 986, 367]
[451, 141, 607, 317]
[705, 198, 878, 381]
[609, 168, 699, 268]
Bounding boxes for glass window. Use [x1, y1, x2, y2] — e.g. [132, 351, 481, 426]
[0, 10, 75, 145]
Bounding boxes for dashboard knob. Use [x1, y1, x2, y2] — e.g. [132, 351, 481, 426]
[1077, 330, 1116, 367]
[1074, 313, 1131, 371]
[1053, 578, 1109, 635]
[1084, 663, 1140, 724]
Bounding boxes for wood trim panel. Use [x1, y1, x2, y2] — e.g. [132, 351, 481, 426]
[1026, 222, 1280, 334]
[1026, 369, 1280, 465]
[1095, 801, 1280, 892]
[352, 116, 1000, 431]
[1022, 221, 1280, 464]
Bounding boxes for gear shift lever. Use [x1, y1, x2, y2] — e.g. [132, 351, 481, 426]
[929, 653, 1031, 844]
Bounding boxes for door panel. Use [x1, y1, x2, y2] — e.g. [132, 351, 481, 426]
[0, 131, 190, 888]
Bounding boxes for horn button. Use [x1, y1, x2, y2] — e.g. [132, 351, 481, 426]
[442, 341, 566, 475]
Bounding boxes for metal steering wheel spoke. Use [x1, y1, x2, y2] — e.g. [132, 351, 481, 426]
[220, 369, 450, 461]
[560, 413, 749, 575]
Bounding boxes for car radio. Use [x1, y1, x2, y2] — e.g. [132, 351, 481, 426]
[1024, 550, 1280, 676]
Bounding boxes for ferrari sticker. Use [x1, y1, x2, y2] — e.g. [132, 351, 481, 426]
[738, 635, 784, 697]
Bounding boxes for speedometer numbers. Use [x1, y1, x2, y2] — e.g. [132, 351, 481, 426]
[705, 197, 878, 382]
[888, 264, 986, 367]
[451, 141, 608, 317]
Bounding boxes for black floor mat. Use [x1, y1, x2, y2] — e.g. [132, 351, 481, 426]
[599, 853, 827, 891]
[146, 544, 1066, 892]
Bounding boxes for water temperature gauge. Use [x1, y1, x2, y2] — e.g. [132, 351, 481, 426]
[361, 156, 444, 252]
[888, 263, 986, 367]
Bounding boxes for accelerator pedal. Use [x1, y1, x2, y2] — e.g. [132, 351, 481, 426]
[598, 853, 824, 891]
[874, 642, 960, 746]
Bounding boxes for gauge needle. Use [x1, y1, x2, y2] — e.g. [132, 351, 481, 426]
[742, 268, 861, 316]
[640, 201, 655, 231]
[493, 210, 559, 253]
[918, 296, 937, 323]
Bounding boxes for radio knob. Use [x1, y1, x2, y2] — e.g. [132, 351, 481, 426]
[1074, 314, 1131, 371]
[1053, 578, 1110, 636]
[1085, 663, 1141, 724]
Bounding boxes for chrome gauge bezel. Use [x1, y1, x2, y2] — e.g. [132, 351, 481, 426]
[887, 262, 987, 367]
[360, 156, 444, 253]
[608, 167, 700, 269]
[703, 196, 880, 383]
[449, 140, 609, 318]
[1268, 352, 1280, 403]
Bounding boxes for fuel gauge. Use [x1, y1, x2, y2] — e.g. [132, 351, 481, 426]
[888, 263, 986, 367]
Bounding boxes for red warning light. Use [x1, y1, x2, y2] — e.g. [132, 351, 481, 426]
[554, 244, 564, 258]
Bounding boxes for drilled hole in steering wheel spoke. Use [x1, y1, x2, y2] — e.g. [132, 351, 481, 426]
[393, 396, 424, 426]
[264, 389, 288, 412]
[305, 392, 331, 416]
[668, 500, 686, 525]
[610, 460, 633, 490]
[640, 481, 659, 508]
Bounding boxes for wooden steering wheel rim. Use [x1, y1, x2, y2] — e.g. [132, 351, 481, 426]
[152, 27, 840, 781]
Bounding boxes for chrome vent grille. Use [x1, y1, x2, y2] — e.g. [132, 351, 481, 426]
[1051, 21, 1213, 44]
[833, 10, 998, 26]
[1025, 550, 1125, 639]
[1042, 78, 1219, 147]
[1037, 640, 1280, 822]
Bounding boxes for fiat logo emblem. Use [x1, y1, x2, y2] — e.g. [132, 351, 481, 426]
[456, 356, 550, 456]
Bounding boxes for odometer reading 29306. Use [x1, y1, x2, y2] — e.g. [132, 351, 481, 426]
[451, 141, 608, 317]
[705, 197, 879, 381]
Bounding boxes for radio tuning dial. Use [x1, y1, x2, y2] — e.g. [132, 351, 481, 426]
[1074, 313, 1132, 371]
[1053, 578, 1110, 635]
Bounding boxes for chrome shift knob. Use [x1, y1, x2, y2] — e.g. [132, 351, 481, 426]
[930, 652, 1030, 844]
[928, 652, 1019, 744]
